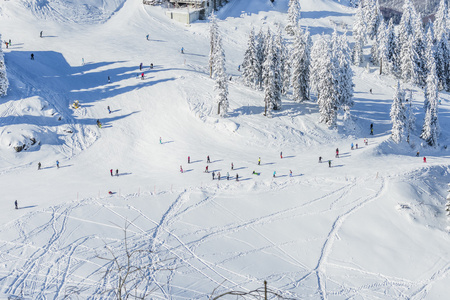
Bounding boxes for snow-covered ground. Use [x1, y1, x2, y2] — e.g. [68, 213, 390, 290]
[0, 0, 449, 298]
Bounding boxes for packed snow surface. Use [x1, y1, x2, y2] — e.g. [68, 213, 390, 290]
[0, 0, 449, 299]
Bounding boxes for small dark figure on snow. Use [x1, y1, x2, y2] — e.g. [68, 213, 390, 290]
[139, 63, 143, 71]
[227, 172, 229, 180]
[319, 156, 322, 163]
[107, 106, 111, 114]
[181, 47, 184, 54]
[180, 165, 183, 173]
[212, 171, 215, 180]
[289, 170, 293, 177]
[116, 169, 119, 176]
[146, 34, 149, 40]
[150, 63, 153, 69]
[218, 172, 221, 180]
[31, 53, 34, 60]
[273, 171, 276, 178]
[416, 151, 420, 157]
[9, 39, 11, 46]
[97, 119, 102, 128]
[328, 160, 331, 168]
[38, 162, 41, 170]
[231, 162, 234, 170]
[351, 143, 354, 150]
[238, 65, 241, 71]
[258, 157, 261, 165]
[335, 148, 339, 158]
[5, 42, 8, 49]
[110, 169, 113, 176]
[108, 76, 111, 83]
[280, 151, 283, 159]
[207, 155, 211, 163]
[40, 31, 43, 38]
[370, 88, 372, 94]
[236, 174, 239, 181]
[370, 128, 373, 135]
[188, 156, 190, 163]
[141, 72, 144, 80]
[205, 165, 209, 173]
[56, 160, 59, 168]
[15, 200, 18, 210]
[356, 144, 358, 149]
[423, 157, 427, 163]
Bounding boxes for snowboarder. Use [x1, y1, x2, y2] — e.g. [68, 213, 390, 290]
[205, 165, 209, 173]
[56, 160, 59, 168]
[146, 34, 149, 40]
[273, 171, 276, 178]
[328, 160, 331, 168]
[108, 76, 111, 83]
[212, 171, 215, 180]
[207, 155, 210, 163]
[96, 119, 102, 128]
[231, 162, 234, 170]
[258, 157, 261, 165]
[218, 172, 221, 180]
[180, 165, 183, 173]
[188, 156, 190, 164]
[107, 106, 111, 114]
[335, 148, 339, 158]
[15, 200, 18, 210]
[31, 53, 34, 60]
[181, 47, 184, 54]
[110, 169, 113, 176]
[289, 170, 293, 177]
[38, 162, 41, 170]
[236, 173, 239, 181]
[423, 157, 427, 163]
[280, 151, 283, 159]
[141, 72, 144, 80]
[319, 156, 322, 163]
[109, 191, 113, 195]
[252, 170, 257, 175]
[227, 172, 229, 180]
[40, 31, 43, 38]
[150, 63, 153, 69]
[116, 169, 119, 176]
[139, 63, 143, 71]
[351, 143, 354, 150]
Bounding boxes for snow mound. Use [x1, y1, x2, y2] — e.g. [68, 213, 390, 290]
[21, 0, 126, 23]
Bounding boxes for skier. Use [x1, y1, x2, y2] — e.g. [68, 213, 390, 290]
[205, 165, 209, 173]
[238, 65, 240, 71]
[181, 47, 184, 54]
[108, 76, 111, 83]
[141, 72, 144, 80]
[273, 171, 276, 178]
[207, 155, 210, 163]
[319, 156, 322, 163]
[328, 160, 331, 168]
[212, 171, 215, 180]
[351, 143, 354, 150]
[116, 169, 119, 176]
[96, 119, 102, 128]
[180, 165, 183, 173]
[416, 151, 420, 157]
[188, 156, 190, 164]
[227, 172, 229, 180]
[159, 137, 162, 144]
[5, 42, 8, 49]
[258, 157, 261, 165]
[38, 162, 41, 170]
[218, 172, 221, 180]
[9, 39, 11, 46]
[280, 151, 283, 159]
[370, 88, 372, 94]
[231, 162, 234, 170]
[146, 34, 149, 40]
[335, 148, 339, 158]
[15, 200, 18, 210]
[423, 157, 427, 163]
[370, 123, 374, 135]
[236, 173, 239, 181]
[139, 63, 143, 71]
[40, 31, 43, 38]
[107, 106, 111, 114]
[110, 169, 113, 176]
[289, 170, 293, 177]
[150, 63, 153, 69]
[31, 53, 34, 60]
[56, 160, 59, 168]
[356, 143, 359, 149]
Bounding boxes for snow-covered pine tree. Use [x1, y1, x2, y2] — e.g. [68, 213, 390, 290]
[405, 90, 416, 144]
[213, 33, 229, 117]
[291, 26, 311, 102]
[376, 18, 388, 74]
[366, 0, 382, 40]
[386, 19, 399, 75]
[423, 27, 435, 112]
[271, 30, 283, 110]
[256, 28, 266, 89]
[263, 34, 276, 117]
[275, 26, 290, 96]
[242, 28, 260, 89]
[412, 11, 426, 86]
[420, 57, 440, 146]
[209, 12, 219, 78]
[435, 31, 450, 91]
[390, 82, 407, 143]
[400, 37, 420, 84]
[352, 2, 367, 66]
[434, 0, 448, 42]
[0, 34, 8, 97]
[285, 0, 301, 35]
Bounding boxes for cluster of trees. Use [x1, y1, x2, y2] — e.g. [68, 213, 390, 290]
[0, 33, 8, 97]
[241, 0, 354, 126]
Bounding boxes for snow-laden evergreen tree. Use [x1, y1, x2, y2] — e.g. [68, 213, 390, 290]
[434, 0, 448, 42]
[386, 19, 399, 75]
[352, 2, 367, 66]
[366, 0, 382, 40]
[371, 16, 385, 65]
[291, 26, 311, 102]
[275, 26, 290, 96]
[209, 12, 219, 78]
[285, 0, 301, 35]
[405, 90, 416, 144]
[270, 29, 283, 110]
[390, 82, 407, 143]
[424, 27, 435, 111]
[311, 36, 338, 127]
[376, 18, 389, 74]
[421, 57, 440, 146]
[412, 11, 426, 86]
[0, 34, 8, 97]
[398, 0, 416, 48]
[331, 27, 354, 120]
[263, 34, 276, 116]
[256, 28, 266, 89]
[213, 33, 229, 117]
[242, 28, 260, 89]
[400, 37, 420, 84]
[435, 31, 450, 91]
